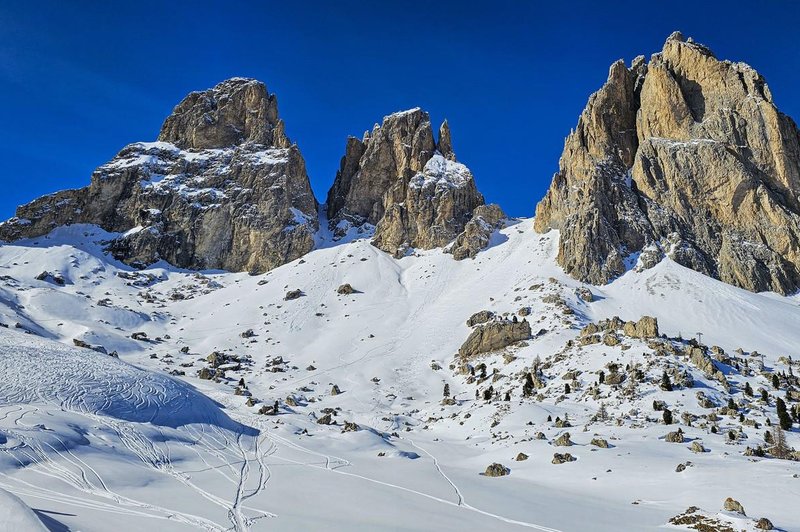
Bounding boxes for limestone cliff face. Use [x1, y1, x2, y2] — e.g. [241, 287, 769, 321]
[0, 78, 318, 272]
[535, 32, 800, 294]
[327, 109, 496, 257]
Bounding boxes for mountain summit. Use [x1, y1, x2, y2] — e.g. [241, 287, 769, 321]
[535, 31, 800, 294]
[326, 108, 503, 258]
[0, 78, 318, 272]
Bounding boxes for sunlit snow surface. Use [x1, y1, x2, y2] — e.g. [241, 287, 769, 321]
[0, 220, 798, 531]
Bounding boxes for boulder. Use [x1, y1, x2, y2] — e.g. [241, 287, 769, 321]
[755, 517, 774, 530]
[483, 463, 510, 477]
[285, 289, 303, 300]
[337, 283, 355, 295]
[458, 319, 531, 359]
[723, 497, 745, 515]
[551, 453, 576, 464]
[575, 287, 594, 302]
[665, 430, 685, 443]
[466, 310, 494, 327]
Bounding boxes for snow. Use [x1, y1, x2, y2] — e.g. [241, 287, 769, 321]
[409, 153, 473, 189]
[384, 107, 422, 120]
[244, 148, 290, 165]
[0, 488, 47, 531]
[0, 219, 798, 531]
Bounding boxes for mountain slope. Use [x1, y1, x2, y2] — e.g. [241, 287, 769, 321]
[0, 220, 798, 530]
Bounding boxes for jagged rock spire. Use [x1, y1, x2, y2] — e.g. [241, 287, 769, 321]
[534, 33, 800, 294]
[326, 108, 501, 258]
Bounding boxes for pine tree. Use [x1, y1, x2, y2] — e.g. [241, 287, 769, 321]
[483, 386, 494, 401]
[663, 408, 673, 425]
[547, 414, 552, 422]
[523, 373, 534, 397]
[564, 383, 571, 394]
[772, 373, 780, 389]
[771, 425, 791, 459]
[660, 371, 673, 391]
[597, 402, 608, 421]
[598, 370, 605, 384]
[761, 388, 769, 403]
[443, 383, 450, 398]
[777, 397, 793, 430]
[727, 398, 737, 411]
[504, 391, 511, 401]
[744, 382, 753, 396]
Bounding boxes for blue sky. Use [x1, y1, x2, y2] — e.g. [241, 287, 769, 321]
[1, 1, 799, 218]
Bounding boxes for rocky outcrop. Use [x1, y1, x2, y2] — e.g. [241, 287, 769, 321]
[459, 318, 531, 359]
[447, 204, 506, 260]
[0, 78, 318, 273]
[534, 32, 800, 294]
[326, 109, 490, 257]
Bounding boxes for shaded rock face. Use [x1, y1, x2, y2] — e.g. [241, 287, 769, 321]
[0, 79, 318, 273]
[534, 31, 800, 294]
[326, 109, 489, 257]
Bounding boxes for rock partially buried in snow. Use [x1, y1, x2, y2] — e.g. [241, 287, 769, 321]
[690, 441, 706, 453]
[553, 432, 573, 446]
[723, 497, 746, 515]
[337, 283, 356, 295]
[552, 453, 576, 464]
[665, 430, 685, 443]
[755, 517, 774, 530]
[284, 289, 303, 300]
[575, 287, 594, 302]
[483, 463, 510, 477]
[515, 452, 529, 461]
[466, 310, 495, 327]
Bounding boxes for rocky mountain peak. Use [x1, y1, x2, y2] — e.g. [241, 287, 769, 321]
[326, 108, 503, 258]
[0, 78, 317, 273]
[534, 32, 800, 294]
[158, 78, 291, 149]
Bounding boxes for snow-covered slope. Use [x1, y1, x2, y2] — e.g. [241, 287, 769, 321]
[0, 219, 798, 531]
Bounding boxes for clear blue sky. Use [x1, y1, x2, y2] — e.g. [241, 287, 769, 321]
[1, 1, 799, 218]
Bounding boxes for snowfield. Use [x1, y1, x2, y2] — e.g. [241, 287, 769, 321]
[0, 217, 798, 531]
